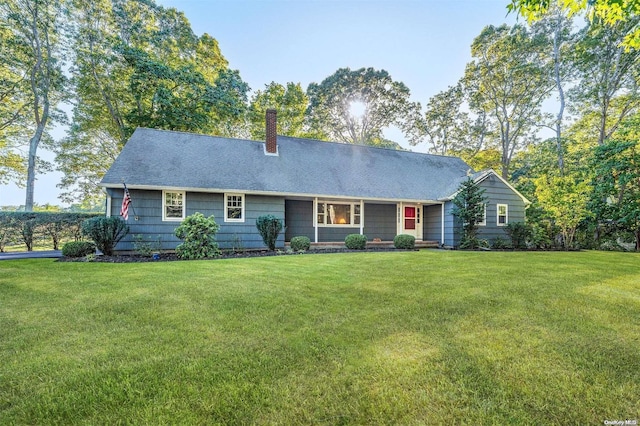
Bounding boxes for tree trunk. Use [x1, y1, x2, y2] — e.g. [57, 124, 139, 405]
[553, 16, 565, 174]
[24, 121, 46, 211]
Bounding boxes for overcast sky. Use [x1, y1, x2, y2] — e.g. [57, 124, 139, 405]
[1, 0, 517, 207]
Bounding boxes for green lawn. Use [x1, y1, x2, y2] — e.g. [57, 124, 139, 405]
[1, 251, 638, 424]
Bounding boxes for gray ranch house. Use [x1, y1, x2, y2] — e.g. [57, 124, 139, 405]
[100, 110, 529, 251]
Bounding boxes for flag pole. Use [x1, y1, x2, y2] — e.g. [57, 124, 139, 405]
[121, 180, 139, 221]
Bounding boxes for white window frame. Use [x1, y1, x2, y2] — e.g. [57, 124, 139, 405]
[163, 190, 185, 221]
[225, 193, 245, 223]
[497, 203, 508, 226]
[478, 204, 487, 226]
[315, 200, 361, 227]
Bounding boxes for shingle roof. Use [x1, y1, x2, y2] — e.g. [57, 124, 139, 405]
[100, 128, 475, 202]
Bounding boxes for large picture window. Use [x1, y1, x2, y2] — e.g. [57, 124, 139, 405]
[316, 201, 361, 226]
[225, 193, 245, 222]
[163, 191, 185, 221]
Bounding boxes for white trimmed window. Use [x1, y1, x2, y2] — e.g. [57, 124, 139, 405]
[225, 193, 245, 222]
[317, 201, 361, 226]
[497, 204, 508, 226]
[479, 204, 487, 226]
[163, 191, 185, 221]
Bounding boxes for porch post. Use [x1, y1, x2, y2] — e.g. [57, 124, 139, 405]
[359, 199, 364, 235]
[441, 202, 445, 246]
[314, 197, 318, 243]
[105, 192, 112, 218]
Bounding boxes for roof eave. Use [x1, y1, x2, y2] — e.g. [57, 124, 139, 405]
[99, 182, 444, 205]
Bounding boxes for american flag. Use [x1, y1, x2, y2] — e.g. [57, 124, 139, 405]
[120, 187, 132, 220]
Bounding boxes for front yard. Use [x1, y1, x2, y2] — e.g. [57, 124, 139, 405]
[1, 251, 638, 424]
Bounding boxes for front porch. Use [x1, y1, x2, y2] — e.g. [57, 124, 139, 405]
[285, 199, 445, 246]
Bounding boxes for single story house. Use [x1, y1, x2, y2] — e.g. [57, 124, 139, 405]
[100, 110, 529, 251]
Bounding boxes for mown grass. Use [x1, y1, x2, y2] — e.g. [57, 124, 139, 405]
[1, 251, 638, 424]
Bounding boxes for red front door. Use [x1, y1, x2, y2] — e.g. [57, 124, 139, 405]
[404, 206, 416, 230]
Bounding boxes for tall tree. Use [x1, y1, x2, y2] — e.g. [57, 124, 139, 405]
[422, 84, 486, 155]
[307, 67, 423, 146]
[463, 24, 554, 178]
[248, 82, 310, 140]
[57, 0, 247, 204]
[0, 0, 67, 211]
[0, 25, 29, 184]
[530, 7, 576, 174]
[570, 18, 640, 146]
[589, 115, 640, 250]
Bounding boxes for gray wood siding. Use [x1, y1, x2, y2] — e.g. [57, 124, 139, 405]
[217, 194, 285, 250]
[108, 188, 182, 251]
[443, 177, 527, 247]
[363, 203, 397, 241]
[423, 204, 442, 242]
[443, 201, 458, 247]
[109, 189, 284, 251]
[284, 200, 314, 241]
[476, 178, 526, 244]
[318, 227, 360, 242]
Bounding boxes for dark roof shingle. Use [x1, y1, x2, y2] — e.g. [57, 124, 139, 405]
[100, 128, 474, 202]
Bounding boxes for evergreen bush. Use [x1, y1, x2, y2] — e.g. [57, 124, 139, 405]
[256, 215, 283, 251]
[345, 234, 367, 250]
[505, 222, 531, 249]
[290, 236, 311, 252]
[62, 241, 96, 258]
[393, 234, 415, 249]
[81, 216, 129, 256]
[452, 178, 487, 249]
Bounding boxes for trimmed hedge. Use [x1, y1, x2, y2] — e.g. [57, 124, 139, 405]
[62, 241, 96, 258]
[290, 236, 311, 252]
[345, 234, 367, 250]
[0, 212, 101, 252]
[393, 234, 416, 249]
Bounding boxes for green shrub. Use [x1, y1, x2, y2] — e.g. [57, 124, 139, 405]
[505, 222, 531, 249]
[174, 212, 220, 260]
[528, 224, 553, 249]
[393, 234, 415, 249]
[81, 216, 129, 256]
[345, 234, 367, 250]
[256, 215, 284, 251]
[62, 241, 96, 257]
[133, 234, 162, 257]
[491, 236, 511, 249]
[460, 235, 481, 249]
[290, 236, 311, 252]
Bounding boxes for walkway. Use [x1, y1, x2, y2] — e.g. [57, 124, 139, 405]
[0, 250, 62, 260]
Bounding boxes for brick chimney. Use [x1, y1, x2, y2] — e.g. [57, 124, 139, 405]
[265, 109, 278, 155]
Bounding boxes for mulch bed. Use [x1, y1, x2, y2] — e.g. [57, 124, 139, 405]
[57, 247, 417, 263]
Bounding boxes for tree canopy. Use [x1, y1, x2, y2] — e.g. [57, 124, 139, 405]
[307, 67, 423, 147]
[507, 0, 640, 48]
